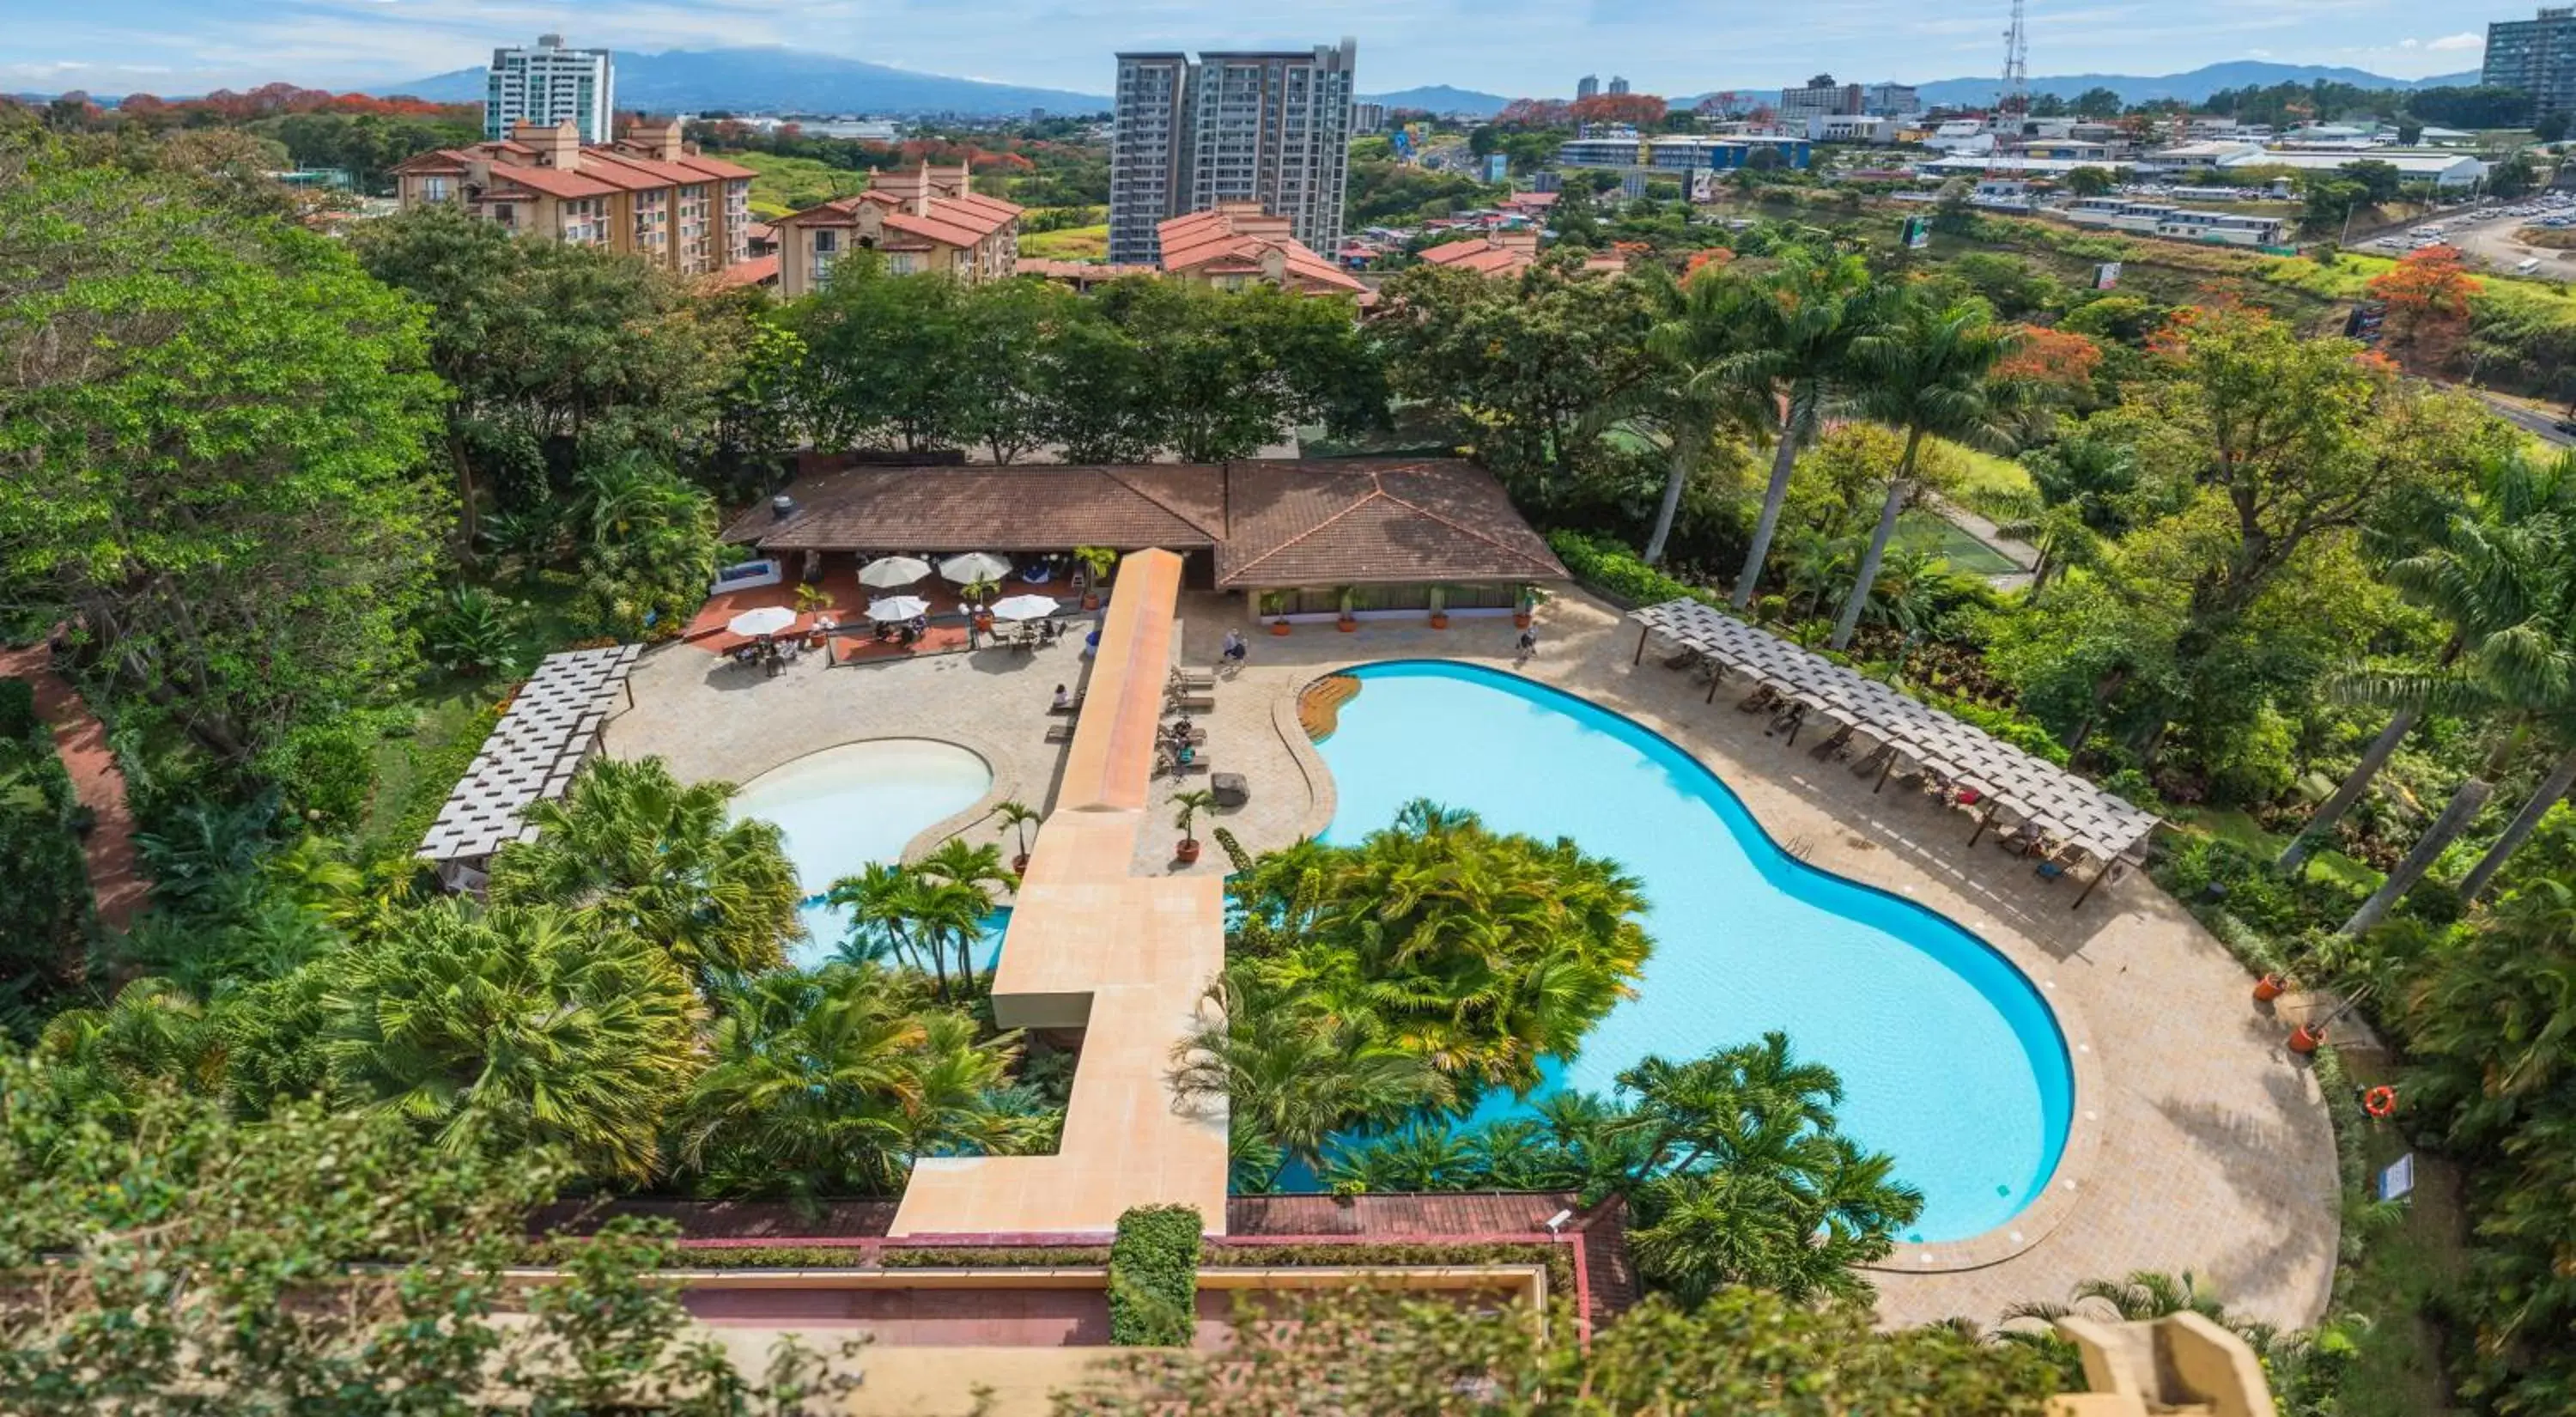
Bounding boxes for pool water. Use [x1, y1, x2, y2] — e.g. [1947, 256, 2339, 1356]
[1315, 661, 2073, 1244]
[726, 739, 999, 970]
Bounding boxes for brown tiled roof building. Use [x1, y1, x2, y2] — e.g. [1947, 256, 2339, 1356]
[392, 119, 757, 277]
[771, 163, 1023, 295]
[1157, 203, 1369, 301]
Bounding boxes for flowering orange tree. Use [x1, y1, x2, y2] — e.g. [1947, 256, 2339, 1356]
[1999, 325, 2104, 392]
[2366, 245, 2481, 373]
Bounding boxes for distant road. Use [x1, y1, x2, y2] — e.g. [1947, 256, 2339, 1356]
[2466, 389, 2576, 447]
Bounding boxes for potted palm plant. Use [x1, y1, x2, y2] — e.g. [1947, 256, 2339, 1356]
[993, 800, 1042, 875]
[1262, 590, 1291, 635]
[1073, 545, 1119, 610]
[1335, 586, 1359, 632]
[1427, 585, 1449, 630]
[1170, 789, 1215, 865]
[1514, 584, 1548, 629]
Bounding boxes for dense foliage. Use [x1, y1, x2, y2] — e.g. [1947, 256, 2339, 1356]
[1060, 1286, 2066, 1416]
[1108, 1205, 1204, 1347]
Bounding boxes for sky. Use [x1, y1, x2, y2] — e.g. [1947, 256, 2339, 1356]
[0, 0, 2505, 100]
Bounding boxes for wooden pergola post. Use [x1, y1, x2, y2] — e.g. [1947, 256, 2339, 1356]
[1633, 623, 1651, 665]
[2073, 855, 2115, 910]
[1874, 751, 1899, 794]
[1967, 800, 1998, 848]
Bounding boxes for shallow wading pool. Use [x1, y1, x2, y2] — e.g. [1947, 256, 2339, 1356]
[726, 739, 1001, 971]
[1313, 661, 2074, 1244]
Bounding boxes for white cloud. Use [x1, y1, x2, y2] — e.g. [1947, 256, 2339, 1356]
[2427, 32, 2482, 52]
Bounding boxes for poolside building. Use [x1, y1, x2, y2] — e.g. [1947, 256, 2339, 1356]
[724, 458, 1569, 623]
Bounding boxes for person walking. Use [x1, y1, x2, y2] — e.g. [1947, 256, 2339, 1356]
[1514, 625, 1538, 666]
[1221, 628, 1248, 668]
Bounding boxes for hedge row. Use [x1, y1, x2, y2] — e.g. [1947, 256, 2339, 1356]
[1108, 1205, 1203, 1346]
[1546, 529, 1731, 613]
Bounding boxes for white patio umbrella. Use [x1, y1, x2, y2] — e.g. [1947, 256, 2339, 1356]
[987, 593, 1061, 622]
[726, 605, 798, 638]
[938, 551, 1014, 585]
[858, 556, 933, 588]
[866, 595, 930, 622]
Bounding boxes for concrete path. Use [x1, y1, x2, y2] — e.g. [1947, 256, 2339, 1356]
[1, 641, 145, 935]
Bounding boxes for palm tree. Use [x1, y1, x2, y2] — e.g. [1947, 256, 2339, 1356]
[1170, 789, 1217, 854]
[2282, 457, 2573, 875]
[828, 861, 920, 972]
[993, 800, 1043, 867]
[1830, 295, 2022, 650]
[1715, 250, 1879, 608]
[34, 978, 232, 1123]
[320, 901, 701, 1183]
[677, 964, 1041, 1200]
[1166, 969, 1452, 1171]
[1637, 267, 1768, 565]
[2337, 561, 2576, 934]
[489, 755, 803, 990]
[2458, 739, 2576, 902]
[917, 838, 1017, 988]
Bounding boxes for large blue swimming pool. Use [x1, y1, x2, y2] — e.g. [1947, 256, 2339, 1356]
[1315, 661, 2073, 1244]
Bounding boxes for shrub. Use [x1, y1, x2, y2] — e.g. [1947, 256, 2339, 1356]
[1108, 1204, 1201, 1346]
[1545, 530, 1729, 612]
[260, 720, 378, 826]
[0, 678, 37, 742]
[422, 586, 521, 678]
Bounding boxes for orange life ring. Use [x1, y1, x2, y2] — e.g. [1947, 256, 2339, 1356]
[2363, 1086, 2398, 1119]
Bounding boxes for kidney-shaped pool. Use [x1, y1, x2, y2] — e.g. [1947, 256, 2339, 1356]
[1315, 661, 2073, 1244]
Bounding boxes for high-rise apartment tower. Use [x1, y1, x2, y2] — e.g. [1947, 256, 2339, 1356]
[1108, 40, 1358, 265]
[2488, 9, 2576, 117]
[486, 33, 615, 143]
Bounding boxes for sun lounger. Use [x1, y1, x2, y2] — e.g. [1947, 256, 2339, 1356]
[1736, 684, 1781, 714]
[1170, 666, 1217, 689]
[1046, 721, 1077, 743]
[1169, 690, 1216, 714]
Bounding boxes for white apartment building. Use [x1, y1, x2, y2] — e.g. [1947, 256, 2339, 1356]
[2060, 198, 2284, 247]
[1107, 40, 1357, 266]
[486, 33, 615, 143]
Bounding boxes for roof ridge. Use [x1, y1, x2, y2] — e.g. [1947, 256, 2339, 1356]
[1370, 465, 1560, 573]
[1223, 477, 1394, 582]
[1100, 466, 1228, 539]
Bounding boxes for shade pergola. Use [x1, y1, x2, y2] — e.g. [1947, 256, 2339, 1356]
[416, 645, 642, 878]
[1630, 599, 2160, 908]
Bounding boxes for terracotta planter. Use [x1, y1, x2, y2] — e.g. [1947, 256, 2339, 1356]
[1175, 838, 1202, 864]
[1336, 616, 1358, 633]
[2287, 1022, 2325, 1055]
[975, 614, 993, 634]
[2252, 973, 2286, 1002]
[1012, 853, 1030, 875]
[1513, 611, 1533, 629]
[1082, 592, 1101, 611]
[1429, 611, 1450, 629]
[1268, 619, 1291, 636]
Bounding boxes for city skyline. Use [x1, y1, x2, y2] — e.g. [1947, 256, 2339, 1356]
[6, 0, 2501, 101]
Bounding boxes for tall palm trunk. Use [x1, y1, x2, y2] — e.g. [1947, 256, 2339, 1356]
[1642, 420, 1699, 567]
[1830, 429, 1923, 651]
[2342, 775, 2494, 935]
[1731, 398, 1805, 608]
[2279, 708, 2420, 874]
[2457, 743, 2576, 902]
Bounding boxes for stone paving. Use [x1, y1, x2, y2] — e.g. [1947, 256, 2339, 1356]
[602, 587, 2340, 1333]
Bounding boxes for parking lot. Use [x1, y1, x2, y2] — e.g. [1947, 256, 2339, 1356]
[2372, 192, 2576, 276]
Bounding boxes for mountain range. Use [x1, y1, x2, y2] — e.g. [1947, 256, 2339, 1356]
[390, 46, 1107, 117]
[1367, 62, 2486, 118]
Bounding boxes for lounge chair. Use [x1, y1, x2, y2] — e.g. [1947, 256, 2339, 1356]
[1045, 722, 1077, 743]
[1851, 742, 1894, 777]
[1736, 684, 1781, 714]
[1764, 702, 1807, 739]
[1169, 690, 1216, 714]
[1807, 723, 1856, 762]
[1662, 648, 1704, 672]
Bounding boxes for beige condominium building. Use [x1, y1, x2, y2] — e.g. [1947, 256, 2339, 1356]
[392, 119, 757, 278]
[768, 164, 1024, 296]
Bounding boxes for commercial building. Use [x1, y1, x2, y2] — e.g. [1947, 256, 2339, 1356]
[1558, 131, 1813, 173]
[1780, 74, 1864, 120]
[1577, 74, 1601, 100]
[1607, 76, 1631, 95]
[392, 119, 756, 277]
[1352, 99, 1388, 132]
[2486, 8, 2576, 116]
[484, 33, 614, 143]
[2059, 197, 2285, 247]
[1864, 82, 1921, 115]
[2234, 149, 2491, 189]
[1107, 40, 1359, 265]
[769, 164, 1024, 296]
[1808, 115, 1898, 144]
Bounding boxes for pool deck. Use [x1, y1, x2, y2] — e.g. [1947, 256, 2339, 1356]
[602, 585, 2339, 1333]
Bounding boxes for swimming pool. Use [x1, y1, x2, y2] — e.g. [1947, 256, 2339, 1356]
[1314, 661, 2073, 1244]
[727, 739, 997, 970]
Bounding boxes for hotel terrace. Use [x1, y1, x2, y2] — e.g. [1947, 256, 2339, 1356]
[769, 163, 1025, 296]
[392, 119, 757, 277]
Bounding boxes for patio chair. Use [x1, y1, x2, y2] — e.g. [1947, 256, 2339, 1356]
[1764, 701, 1807, 739]
[1851, 742, 1894, 777]
[1807, 722, 1856, 762]
[1736, 683, 1781, 714]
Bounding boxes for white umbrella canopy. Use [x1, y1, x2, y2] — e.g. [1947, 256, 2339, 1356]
[726, 605, 798, 638]
[987, 593, 1061, 622]
[859, 556, 933, 588]
[938, 551, 1014, 584]
[866, 595, 930, 622]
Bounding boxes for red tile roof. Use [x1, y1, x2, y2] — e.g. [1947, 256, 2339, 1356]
[1419, 235, 1537, 277]
[1157, 207, 1366, 297]
[723, 464, 1230, 553]
[776, 185, 1022, 252]
[1216, 459, 1568, 588]
[580, 149, 711, 188]
[1225, 1192, 1637, 1326]
[670, 152, 758, 181]
[703, 253, 779, 289]
[481, 161, 619, 200]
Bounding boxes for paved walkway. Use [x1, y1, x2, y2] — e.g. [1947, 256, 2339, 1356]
[0, 642, 144, 935]
[603, 589, 2340, 1332]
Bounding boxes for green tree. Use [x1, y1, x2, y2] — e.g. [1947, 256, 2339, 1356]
[489, 755, 803, 989]
[1108, 277, 1386, 463]
[0, 1055, 856, 1411]
[2073, 88, 2125, 119]
[953, 276, 1070, 463]
[2064, 165, 2116, 197]
[3, 144, 447, 767]
[1708, 250, 1880, 609]
[677, 964, 1042, 1200]
[1636, 267, 1767, 564]
[322, 900, 702, 1181]
[782, 252, 974, 453]
[564, 449, 724, 639]
[1830, 294, 2021, 650]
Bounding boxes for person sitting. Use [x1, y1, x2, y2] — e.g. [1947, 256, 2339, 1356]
[1052, 684, 1073, 712]
[1166, 715, 1194, 743]
[873, 621, 896, 642]
[1221, 628, 1248, 664]
[908, 613, 929, 636]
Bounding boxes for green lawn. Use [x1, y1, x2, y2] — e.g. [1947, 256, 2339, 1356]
[1018, 223, 1109, 260]
[1894, 509, 2022, 577]
[727, 151, 873, 219]
[2178, 806, 2384, 894]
